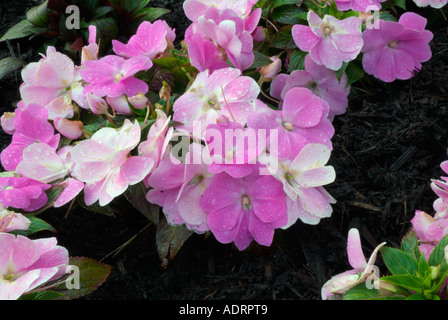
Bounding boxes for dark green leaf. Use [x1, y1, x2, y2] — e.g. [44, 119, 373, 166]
[288, 50, 307, 72]
[381, 246, 419, 275]
[269, 26, 297, 49]
[418, 253, 430, 278]
[135, 7, 171, 22]
[26, 0, 49, 28]
[0, 19, 34, 42]
[55, 257, 112, 300]
[335, 62, 348, 81]
[394, 0, 406, 9]
[93, 6, 114, 19]
[249, 51, 274, 69]
[382, 275, 424, 292]
[0, 57, 24, 80]
[345, 61, 365, 86]
[12, 216, 57, 237]
[270, 0, 302, 9]
[401, 229, 421, 261]
[428, 233, 448, 272]
[270, 5, 305, 25]
[125, 183, 160, 224]
[405, 293, 426, 300]
[18, 291, 64, 300]
[156, 216, 193, 268]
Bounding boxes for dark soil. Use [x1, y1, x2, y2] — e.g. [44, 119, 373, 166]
[1, 1, 448, 301]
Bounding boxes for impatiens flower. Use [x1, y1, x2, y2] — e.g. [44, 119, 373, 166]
[199, 171, 288, 250]
[0, 176, 51, 212]
[183, 0, 258, 21]
[1, 104, 60, 172]
[0, 233, 69, 300]
[146, 143, 212, 233]
[138, 109, 174, 186]
[361, 12, 434, 82]
[19, 46, 84, 119]
[410, 210, 448, 259]
[0, 205, 31, 233]
[247, 89, 334, 160]
[292, 11, 363, 71]
[113, 20, 175, 60]
[81, 25, 99, 64]
[333, 0, 387, 12]
[81, 55, 153, 98]
[186, 32, 229, 73]
[412, 0, 448, 8]
[268, 143, 336, 223]
[172, 67, 259, 138]
[321, 228, 386, 300]
[271, 55, 351, 120]
[430, 160, 448, 217]
[71, 120, 154, 206]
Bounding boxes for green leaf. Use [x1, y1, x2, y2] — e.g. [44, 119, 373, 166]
[269, 25, 297, 49]
[270, 0, 302, 9]
[394, 0, 406, 9]
[288, 50, 307, 72]
[401, 229, 421, 261]
[12, 216, 57, 237]
[381, 246, 419, 276]
[418, 253, 430, 278]
[342, 283, 380, 300]
[0, 57, 24, 80]
[93, 6, 114, 19]
[345, 61, 365, 86]
[270, 5, 305, 25]
[135, 7, 171, 22]
[125, 183, 160, 224]
[405, 293, 426, 300]
[156, 216, 193, 269]
[248, 51, 274, 69]
[335, 62, 348, 81]
[428, 234, 448, 272]
[18, 291, 64, 300]
[54, 257, 112, 300]
[26, 0, 49, 28]
[0, 19, 34, 42]
[382, 275, 424, 292]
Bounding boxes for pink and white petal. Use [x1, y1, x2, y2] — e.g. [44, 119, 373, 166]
[411, 210, 435, 242]
[296, 187, 333, 218]
[346, 228, 367, 270]
[121, 156, 154, 185]
[207, 203, 243, 233]
[291, 25, 320, 52]
[53, 178, 84, 208]
[54, 118, 83, 140]
[297, 166, 336, 188]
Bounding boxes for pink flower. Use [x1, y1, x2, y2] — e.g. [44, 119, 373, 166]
[411, 210, 448, 259]
[430, 160, 448, 217]
[112, 20, 175, 60]
[333, 0, 386, 11]
[0, 104, 60, 172]
[71, 120, 154, 206]
[260, 56, 282, 80]
[292, 11, 363, 71]
[361, 12, 433, 82]
[321, 228, 386, 300]
[172, 67, 259, 138]
[0, 233, 69, 300]
[247, 89, 334, 161]
[271, 54, 351, 120]
[81, 55, 153, 98]
[186, 32, 229, 73]
[1, 112, 15, 135]
[183, 0, 258, 21]
[267, 143, 336, 225]
[0, 205, 31, 233]
[199, 171, 288, 250]
[81, 25, 99, 64]
[0, 176, 51, 212]
[412, 0, 447, 8]
[53, 117, 83, 140]
[146, 143, 212, 233]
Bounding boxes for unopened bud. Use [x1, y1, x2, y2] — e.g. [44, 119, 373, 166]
[252, 26, 267, 42]
[1, 112, 15, 135]
[260, 56, 282, 81]
[430, 265, 441, 280]
[129, 93, 148, 110]
[86, 93, 108, 115]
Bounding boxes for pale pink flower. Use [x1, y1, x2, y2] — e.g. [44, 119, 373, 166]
[128, 93, 149, 110]
[267, 143, 336, 224]
[146, 143, 212, 233]
[19, 47, 83, 119]
[0, 233, 69, 300]
[183, 0, 258, 21]
[321, 228, 386, 300]
[0, 205, 31, 233]
[81, 25, 99, 64]
[247, 90, 334, 160]
[53, 117, 83, 140]
[199, 171, 288, 250]
[112, 20, 175, 60]
[430, 160, 448, 217]
[81, 55, 153, 98]
[412, 0, 447, 8]
[138, 109, 174, 186]
[173, 67, 259, 138]
[292, 11, 363, 71]
[0, 176, 51, 212]
[71, 120, 154, 206]
[1, 104, 60, 172]
[361, 12, 433, 82]
[271, 54, 351, 120]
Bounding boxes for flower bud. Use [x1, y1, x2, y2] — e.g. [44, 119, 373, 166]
[129, 93, 148, 110]
[54, 117, 84, 140]
[252, 26, 267, 42]
[260, 56, 282, 81]
[86, 93, 108, 115]
[1, 112, 15, 135]
[430, 265, 441, 280]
